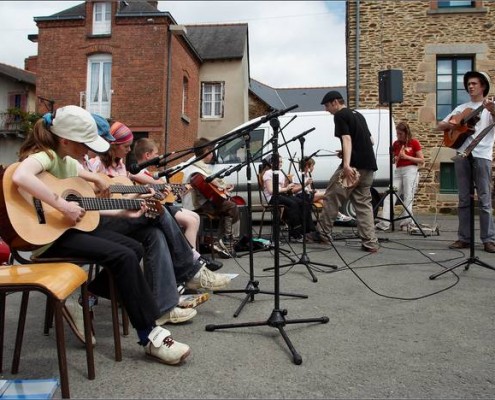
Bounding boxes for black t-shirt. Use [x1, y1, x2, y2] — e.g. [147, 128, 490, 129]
[333, 107, 377, 171]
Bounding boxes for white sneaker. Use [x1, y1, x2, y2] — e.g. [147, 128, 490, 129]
[186, 266, 231, 291]
[336, 212, 353, 222]
[145, 326, 191, 365]
[375, 221, 390, 231]
[62, 298, 96, 346]
[155, 307, 197, 325]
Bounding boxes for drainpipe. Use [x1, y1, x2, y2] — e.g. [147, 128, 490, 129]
[164, 25, 187, 153]
[355, 0, 360, 108]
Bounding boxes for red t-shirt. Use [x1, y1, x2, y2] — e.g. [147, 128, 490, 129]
[394, 138, 421, 168]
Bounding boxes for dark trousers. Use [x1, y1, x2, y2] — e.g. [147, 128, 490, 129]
[43, 226, 159, 331]
[270, 194, 315, 237]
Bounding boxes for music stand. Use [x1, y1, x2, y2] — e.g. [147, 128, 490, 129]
[373, 101, 427, 237]
[429, 154, 495, 280]
[206, 115, 329, 365]
[263, 132, 338, 282]
[213, 130, 308, 318]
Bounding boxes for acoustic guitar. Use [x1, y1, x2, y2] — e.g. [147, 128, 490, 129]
[189, 173, 229, 207]
[3, 163, 162, 246]
[103, 175, 190, 204]
[443, 104, 484, 149]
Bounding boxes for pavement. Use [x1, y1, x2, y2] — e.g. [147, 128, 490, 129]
[2, 213, 495, 399]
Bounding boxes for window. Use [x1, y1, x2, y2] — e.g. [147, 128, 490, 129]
[439, 162, 458, 193]
[436, 57, 473, 120]
[182, 76, 189, 116]
[93, 2, 112, 35]
[438, 1, 474, 7]
[7, 92, 27, 123]
[216, 129, 264, 164]
[201, 82, 224, 118]
[87, 54, 112, 117]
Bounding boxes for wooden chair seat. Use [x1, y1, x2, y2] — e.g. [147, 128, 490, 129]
[0, 262, 94, 399]
[9, 248, 127, 362]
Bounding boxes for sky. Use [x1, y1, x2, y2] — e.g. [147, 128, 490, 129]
[0, 1, 346, 88]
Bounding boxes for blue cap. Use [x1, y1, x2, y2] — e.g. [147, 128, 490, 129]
[91, 113, 115, 142]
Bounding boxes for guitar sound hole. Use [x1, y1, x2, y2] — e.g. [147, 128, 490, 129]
[65, 193, 83, 206]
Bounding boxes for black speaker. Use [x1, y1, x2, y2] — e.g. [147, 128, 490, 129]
[378, 69, 403, 104]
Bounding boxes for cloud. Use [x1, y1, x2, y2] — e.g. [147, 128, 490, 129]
[0, 1, 346, 88]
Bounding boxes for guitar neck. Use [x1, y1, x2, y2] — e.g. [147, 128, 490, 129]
[110, 183, 185, 195]
[72, 196, 145, 211]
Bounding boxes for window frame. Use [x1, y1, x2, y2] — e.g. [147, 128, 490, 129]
[436, 56, 474, 121]
[201, 82, 225, 119]
[86, 54, 112, 118]
[92, 2, 112, 36]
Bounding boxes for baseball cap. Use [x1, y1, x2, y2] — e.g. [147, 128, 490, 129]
[50, 105, 110, 154]
[91, 113, 115, 142]
[320, 90, 344, 105]
[463, 71, 491, 97]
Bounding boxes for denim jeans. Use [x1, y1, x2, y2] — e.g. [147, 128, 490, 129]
[99, 210, 201, 315]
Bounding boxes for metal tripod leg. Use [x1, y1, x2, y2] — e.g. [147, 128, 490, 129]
[205, 308, 329, 365]
[214, 280, 308, 318]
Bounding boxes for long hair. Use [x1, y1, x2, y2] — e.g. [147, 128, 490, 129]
[396, 121, 412, 144]
[18, 118, 59, 161]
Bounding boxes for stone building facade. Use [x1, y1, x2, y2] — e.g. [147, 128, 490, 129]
[346, 0, 494, 214]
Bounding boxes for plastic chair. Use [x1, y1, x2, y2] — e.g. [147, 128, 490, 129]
[0, 262, 94, 399]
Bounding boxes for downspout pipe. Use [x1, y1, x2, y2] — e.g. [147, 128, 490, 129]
[355, 0, 360, 108]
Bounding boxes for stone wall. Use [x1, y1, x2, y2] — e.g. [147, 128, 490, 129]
[346, 0, 495, 214]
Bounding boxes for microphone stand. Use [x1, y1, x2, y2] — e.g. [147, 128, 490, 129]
[263, 133, 338, 282]
[213, 130, 308, 318]
[206, 116, 329, 365]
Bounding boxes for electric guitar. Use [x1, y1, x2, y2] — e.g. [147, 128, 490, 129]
[189, 173, 229, 207]
[3, 163, 163, 246]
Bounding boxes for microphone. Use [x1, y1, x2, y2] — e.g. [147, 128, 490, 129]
[129, 151, 176, 174]
[291, 127, 316, 143]
[152, 164, 182, 180]
[224, 163, 245, 177]
[205, 166, 230, 183]
[261, 104, 299, 123]
[307, 149, 321, 159]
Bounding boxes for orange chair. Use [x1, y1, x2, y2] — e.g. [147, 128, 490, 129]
[0, 262, 94, 399]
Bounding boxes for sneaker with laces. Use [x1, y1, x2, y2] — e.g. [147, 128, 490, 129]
[62, 298, 96, 346]
[145, 326, 191, 365]
[156, 307, 197, 325]
[186, 266, 231, 291]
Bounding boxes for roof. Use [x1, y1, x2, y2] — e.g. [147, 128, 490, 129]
[250, 78, 347, 112]
[34, 1, 173, 22]
[185, 24, 248, 60]
[0, 63, 36, 85]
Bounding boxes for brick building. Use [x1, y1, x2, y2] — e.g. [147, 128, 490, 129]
[346, 0, 495, 214]
[24, 1, 250, 167]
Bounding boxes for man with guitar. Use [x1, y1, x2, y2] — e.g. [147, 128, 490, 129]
[182, 137, 240, 256]
[438, 70, 495, 253]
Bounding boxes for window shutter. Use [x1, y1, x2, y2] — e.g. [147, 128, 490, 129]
[200, 82, 205, 118]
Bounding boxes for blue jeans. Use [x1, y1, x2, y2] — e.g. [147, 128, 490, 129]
[99, 210, 201, 315]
